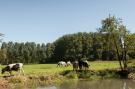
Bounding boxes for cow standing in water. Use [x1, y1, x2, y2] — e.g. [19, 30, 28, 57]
[1, 63, 24, 76]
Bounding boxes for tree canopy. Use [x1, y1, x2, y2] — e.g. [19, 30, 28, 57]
[0, 16, 135, 65]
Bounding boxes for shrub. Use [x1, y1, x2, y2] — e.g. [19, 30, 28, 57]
[65, 71, 78, 79]
[78, 71, 92, 79]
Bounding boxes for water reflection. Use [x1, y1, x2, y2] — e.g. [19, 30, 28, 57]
[37, 86, 56, 89]
[37, 79, 135, 89]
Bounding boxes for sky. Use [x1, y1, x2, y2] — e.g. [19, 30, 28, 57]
[0, 0, 135, 44]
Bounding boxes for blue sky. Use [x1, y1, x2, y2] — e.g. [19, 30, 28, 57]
[0, 0, 135, 44]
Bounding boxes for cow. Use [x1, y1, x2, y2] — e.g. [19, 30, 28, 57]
[66, 61, 72, 67]
[79, 60, 89, 70]
[72, 60, 89, 71]
[72, 60, 79, 71]
[1, 63, 24, 76]
[78, 60, 89, 70]
[57, 61, 67, 67]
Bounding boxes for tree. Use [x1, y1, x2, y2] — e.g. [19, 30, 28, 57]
[98, 15, 129, 70]
[127, 34, 135, 59]
[45, 43, 55, 62]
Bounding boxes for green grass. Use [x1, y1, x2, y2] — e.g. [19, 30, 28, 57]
[90, 61, 120, 70]
[0, 61, 123, 76]
[23, 64, 72, 75]
[24, 61, 122, 75]
[0, 61, 134, 89]
[0, 64, 72, 76]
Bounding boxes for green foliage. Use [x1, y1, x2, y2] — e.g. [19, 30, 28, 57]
[1, 42, 47, 64]
[65, 71, 78, 79]
[98, 15, 130, 70]
[78, 71, 91, 79]
[0, 15, 135, 64]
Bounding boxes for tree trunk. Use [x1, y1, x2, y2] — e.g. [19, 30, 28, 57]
[112, 34, 123, 70]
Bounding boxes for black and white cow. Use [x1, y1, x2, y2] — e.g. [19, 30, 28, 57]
[78, 60, 89, 70]
[1, 63, 24, 76]
[72, 60, 89, 71]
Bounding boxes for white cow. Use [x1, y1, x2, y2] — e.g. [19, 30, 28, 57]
[66, 61, 72, 66]
[57, 61, 67, 67]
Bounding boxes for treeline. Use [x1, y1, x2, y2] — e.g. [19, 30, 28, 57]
[0, 16, 135, 64]
[0, 42, 46, 64]
[0, 32, 135, 64]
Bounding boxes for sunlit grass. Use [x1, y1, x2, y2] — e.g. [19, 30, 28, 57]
[23, 64, 72, 75]
[0, 61, 131, 76]
[0, 61, 134, 89]
[22, 61, 121, 75]
[90, 61, 120, 70]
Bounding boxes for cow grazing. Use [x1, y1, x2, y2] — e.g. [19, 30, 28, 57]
[1, 63, 24, 76]
[57, 61, 67, 67]
[66, 61, 72, 67]
[72, 60, 79, 71]
[72, 60, 89, 71]
[79, 60, 89, 70]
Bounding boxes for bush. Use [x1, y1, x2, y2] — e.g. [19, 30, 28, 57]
[65, 71, 78, 79]
[78, 71, 91, 79]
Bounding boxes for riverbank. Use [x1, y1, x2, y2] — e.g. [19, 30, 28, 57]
[0, 73, 65, 89]
[0, 61, 135, 89]
[0, 68, 135, 89]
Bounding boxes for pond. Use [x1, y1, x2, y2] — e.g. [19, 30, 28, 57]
[37, 79, 135, 89]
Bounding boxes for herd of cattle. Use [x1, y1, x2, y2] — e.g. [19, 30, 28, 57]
[1, 60, 89, 76]
[57, 60, 89, 71]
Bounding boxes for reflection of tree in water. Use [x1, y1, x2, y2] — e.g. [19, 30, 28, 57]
[123, 80, 135, 89]
[57, 79, 135, 89]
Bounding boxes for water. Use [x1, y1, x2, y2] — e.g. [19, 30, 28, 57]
[37, 86, 56, 89]
[37, 79, 135, 89]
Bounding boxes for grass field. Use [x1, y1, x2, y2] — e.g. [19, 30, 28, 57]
[0, 61, 134, 89]
[4, 60, 135, 77]
[0, 61, 121, 76]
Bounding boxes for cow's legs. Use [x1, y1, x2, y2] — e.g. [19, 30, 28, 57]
[18, 68, 25, 76]
[9, 71, 12, 76]
[21, 68, 25, 75]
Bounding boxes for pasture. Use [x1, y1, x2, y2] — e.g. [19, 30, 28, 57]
[0, 61, 120, 76]
[0, 61, 134, 89]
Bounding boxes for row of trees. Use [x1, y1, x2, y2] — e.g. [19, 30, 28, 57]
[0, 42, 46, 64]
[0, 16, 135, 67]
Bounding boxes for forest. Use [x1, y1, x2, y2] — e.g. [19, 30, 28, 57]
[0, 16, 135, 65]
